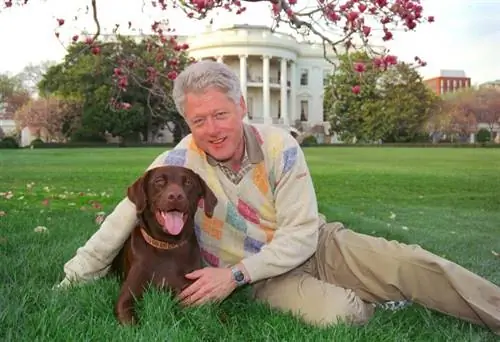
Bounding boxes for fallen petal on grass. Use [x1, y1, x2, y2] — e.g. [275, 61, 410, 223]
[389, 212, 396, 220]
[3, 191, 14, 200]
[0, 210, 6, 216]
[95, 211, 106, 225]
[492, 251, 499, 258]
[34, 226, 48, 233]
[90, 200, 102, 209]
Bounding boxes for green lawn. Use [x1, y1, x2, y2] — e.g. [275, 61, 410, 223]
[1, 147, 499, 341]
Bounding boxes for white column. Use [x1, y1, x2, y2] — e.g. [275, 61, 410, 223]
[239, 54, 248, 123]
[262, 55, 271, 124]
[280, 58, 289, 125]
[289, 60, 297, 123]
[216, 56, 224, 63]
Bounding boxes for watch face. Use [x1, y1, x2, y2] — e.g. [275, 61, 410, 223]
[235, 271, 244, 282]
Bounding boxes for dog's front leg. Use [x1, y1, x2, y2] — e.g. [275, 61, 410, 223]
[115, 265, 147, 325]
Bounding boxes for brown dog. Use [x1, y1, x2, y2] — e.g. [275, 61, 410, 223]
[110, 165, 218, 325]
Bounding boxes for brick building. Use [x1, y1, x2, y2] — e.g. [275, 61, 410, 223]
[423, 69, 471, 96]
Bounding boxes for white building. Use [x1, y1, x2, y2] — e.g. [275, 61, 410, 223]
[0, 102, 17, 137]
[173, 24, 339, 143]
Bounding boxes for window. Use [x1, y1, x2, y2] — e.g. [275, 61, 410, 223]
[277, 100, 281, 119]
[300, 69, 308, 86]
[323, 70, 330, 86]
[300, 100, 308, 121]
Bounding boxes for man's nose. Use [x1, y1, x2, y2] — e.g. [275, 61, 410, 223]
[204, 116, 220, 135]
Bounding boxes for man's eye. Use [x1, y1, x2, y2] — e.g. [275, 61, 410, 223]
[192, 118, 204, 126]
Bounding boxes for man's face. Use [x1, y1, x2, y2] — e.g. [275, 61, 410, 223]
[183, 88, 246, 164]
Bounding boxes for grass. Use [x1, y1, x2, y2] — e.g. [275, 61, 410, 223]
[1, 146, 499, 341]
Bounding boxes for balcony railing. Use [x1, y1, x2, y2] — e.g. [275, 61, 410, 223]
[247, 117, 285, 125]
[247, 75, 291, 86]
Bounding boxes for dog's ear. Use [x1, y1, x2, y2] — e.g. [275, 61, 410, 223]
[127, 173, 148, 213]
[197, 176, 218, 218]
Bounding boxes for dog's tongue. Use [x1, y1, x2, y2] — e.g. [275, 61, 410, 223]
[161, 211, 184, 235]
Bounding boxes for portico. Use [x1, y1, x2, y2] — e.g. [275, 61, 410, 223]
[214, 54, 297, 126]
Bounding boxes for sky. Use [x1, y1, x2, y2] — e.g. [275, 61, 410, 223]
[0, 0, 498, 85]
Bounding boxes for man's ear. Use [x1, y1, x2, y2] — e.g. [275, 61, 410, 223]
[197, 176, 218, 218]
[239, 95, 247, 120]
[127, 173, 148, 213]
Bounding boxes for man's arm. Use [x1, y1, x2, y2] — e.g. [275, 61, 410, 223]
[57, 149, 172, 287]
[239, 134, 320, 284]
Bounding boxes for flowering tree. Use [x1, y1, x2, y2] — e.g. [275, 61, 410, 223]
[4, 91, 30, 117]
[474, 88, 500, 137]
[434, 90, 478, 142]
[14, 96, 83, 141]
[3, 0, 434, 105]
[324, 51, 437, 143]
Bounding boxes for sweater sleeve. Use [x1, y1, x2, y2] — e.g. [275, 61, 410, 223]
[240, 135, 320, 283]
[60, 149, 173, 284]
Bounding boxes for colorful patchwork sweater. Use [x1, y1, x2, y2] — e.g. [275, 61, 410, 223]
[62, 123, 320, 284]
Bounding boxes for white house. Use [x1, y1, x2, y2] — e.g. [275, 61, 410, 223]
[172, 24, 338, 142]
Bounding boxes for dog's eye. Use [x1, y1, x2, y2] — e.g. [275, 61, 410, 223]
[184, 178, 192, 186]
[154, 178, 166, 186]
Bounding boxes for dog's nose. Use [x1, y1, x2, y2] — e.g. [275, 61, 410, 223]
[167, 191, 185, 202]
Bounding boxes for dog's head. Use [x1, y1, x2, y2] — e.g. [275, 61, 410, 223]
[127, 165, 217, 237]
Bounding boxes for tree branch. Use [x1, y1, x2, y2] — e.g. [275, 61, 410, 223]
[90, 0, 101, 43]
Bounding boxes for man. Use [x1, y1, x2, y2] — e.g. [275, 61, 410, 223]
[57, 60, 500, 335]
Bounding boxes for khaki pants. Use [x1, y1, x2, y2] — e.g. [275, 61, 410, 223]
[251, 221, 500, 335]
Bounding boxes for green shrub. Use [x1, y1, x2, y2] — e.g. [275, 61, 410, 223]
[301, 135, 318, 146]
[30, 138, 45, 147]
[476, 128, 491, 143]
[70, 128, 107, 143]
[0, 136, 19, 149]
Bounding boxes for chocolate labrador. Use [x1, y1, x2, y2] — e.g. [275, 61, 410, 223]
[110, 165, 218, 325]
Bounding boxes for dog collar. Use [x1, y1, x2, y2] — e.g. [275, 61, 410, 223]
[140, 227, 188, 250]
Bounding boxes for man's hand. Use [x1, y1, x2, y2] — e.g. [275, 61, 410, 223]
[178, 267, 237, 306]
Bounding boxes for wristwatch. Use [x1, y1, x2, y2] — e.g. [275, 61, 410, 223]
[231, 266, 248, 287]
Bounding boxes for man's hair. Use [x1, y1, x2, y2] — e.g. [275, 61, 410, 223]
[172, 60, 242, 117]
